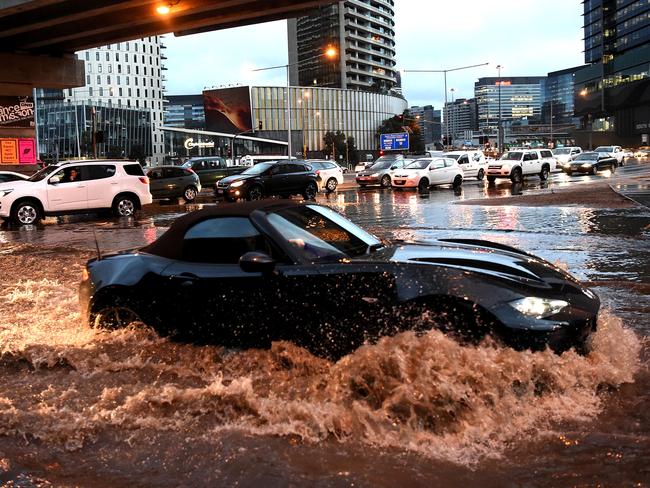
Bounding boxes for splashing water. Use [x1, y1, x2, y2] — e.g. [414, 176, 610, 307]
[0, 245, 643, 467]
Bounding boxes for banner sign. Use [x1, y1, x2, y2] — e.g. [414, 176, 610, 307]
[18, 138, 36, 164]
[380, 132, 410, 151]
[0, 96, 35, 129]
[203, 86, 252, 133]
[0, 138, 19, 164]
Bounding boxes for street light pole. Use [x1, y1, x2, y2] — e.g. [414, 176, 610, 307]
[254, 47, 337, 160]
[403, 62, 489, 151]
[497, 64, 503, 153]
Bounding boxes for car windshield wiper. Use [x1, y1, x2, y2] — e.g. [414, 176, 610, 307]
[368, 243, 385, 253]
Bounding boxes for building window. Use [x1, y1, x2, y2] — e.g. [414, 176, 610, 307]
[105, 52, 109, 61]
[135, 77, 138, 86]
[136, 100, 139, 108]
[115, 53, 119, 61]
[97, 75, 101, 84]
[137, 89, 140, 97]
[99, 87, 103, 96]
[118, 64, 122, 74]
[119, 87, 123, 96]
[108, 64, 112, 73]
[126, 76, 129, 85]
[89, 87, 93, 96]
[127, 65, 131, 74]
[126, 42, 129, 50]
[107, 75, 111, 84]
[128, 88, 132, 96]
[85, 52, 90, 61]
[98, 64, 102, 73]
[117, 76, 121, 85]
[86, 75, 90, 84]
[95, 52, 100, 61]
[133, 54, 137, 63]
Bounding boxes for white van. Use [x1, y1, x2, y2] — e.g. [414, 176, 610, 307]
[444, 150, 488, 180]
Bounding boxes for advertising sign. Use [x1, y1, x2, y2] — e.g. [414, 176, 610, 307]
[203, 86, 252, 133]
[0, 96, 35, 129]
[380, 132, 410, 151]
[18, 138, 36, 164]
[0, 138, 19, 164]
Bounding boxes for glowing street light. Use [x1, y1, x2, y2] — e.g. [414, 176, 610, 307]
[156, 4, 170, 15]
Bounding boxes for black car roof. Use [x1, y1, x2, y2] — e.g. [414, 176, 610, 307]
[141, 200, 308, 260]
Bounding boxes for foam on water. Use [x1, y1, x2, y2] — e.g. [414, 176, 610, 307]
[0, 245, 643, 466]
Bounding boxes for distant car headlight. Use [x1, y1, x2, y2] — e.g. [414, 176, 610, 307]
[0, 189, 13, 197]
[230, 180, 245, 188]
[509, 297, 568, 319]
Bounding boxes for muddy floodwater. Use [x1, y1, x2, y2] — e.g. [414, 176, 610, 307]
[0, 191, 648, 486]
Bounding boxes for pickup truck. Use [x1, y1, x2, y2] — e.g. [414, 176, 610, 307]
[182, 157, 248, 186]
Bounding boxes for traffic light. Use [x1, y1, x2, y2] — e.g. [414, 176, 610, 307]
[379, 149, 385, 156]
[258, 120, 263, 131]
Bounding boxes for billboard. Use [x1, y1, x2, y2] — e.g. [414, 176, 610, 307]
[0, 96, 35, 129]
[380, 132, 409, 151]
[203, 86, 252, 133]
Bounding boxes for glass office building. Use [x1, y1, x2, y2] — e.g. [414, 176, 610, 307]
[542, 66, 583, 128]
[474, 77, 544, 131]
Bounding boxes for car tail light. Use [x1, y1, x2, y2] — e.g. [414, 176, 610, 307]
[185, 168, 195, 174]
[138, 176, 149, 185]
[315, 170, 321, 176]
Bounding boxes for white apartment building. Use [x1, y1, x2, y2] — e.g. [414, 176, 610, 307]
[65, 36, 166, 165]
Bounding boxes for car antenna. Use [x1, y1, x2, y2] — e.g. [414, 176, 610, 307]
[92, 228, 102, 261]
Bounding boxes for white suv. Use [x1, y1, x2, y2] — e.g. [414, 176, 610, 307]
[486, 149, 555, 183]
[595, 146, 625, 166]
[306, 160, 344, 192]
[0, 160, 153, 225]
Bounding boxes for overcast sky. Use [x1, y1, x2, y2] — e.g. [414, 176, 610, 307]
[165, 0, 585, 109]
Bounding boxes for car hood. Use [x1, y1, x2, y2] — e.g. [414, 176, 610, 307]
[219, 174, 256, 185]
[0, 179, 33, 191]
[394, 168, 425, 176]
[358, 239, 585, 289]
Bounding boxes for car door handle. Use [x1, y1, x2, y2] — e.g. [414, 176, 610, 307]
[173, 272, 198, 287]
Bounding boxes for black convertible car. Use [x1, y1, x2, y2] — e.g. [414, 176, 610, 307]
[80, 200, 599, 358]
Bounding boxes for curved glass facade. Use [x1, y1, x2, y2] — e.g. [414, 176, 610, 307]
[251, 85, 406, 152]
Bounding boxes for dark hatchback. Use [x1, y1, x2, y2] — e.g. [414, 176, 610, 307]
[80, 200, 599, 359]
[215, 161, 318, 201]
[563, 152, 617, 175]
[146, 165, 201, 202]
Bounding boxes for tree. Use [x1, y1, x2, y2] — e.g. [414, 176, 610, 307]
[376, 110, 425, 153]
[323, 130, 347, 161]
[346, 136, 359, 164]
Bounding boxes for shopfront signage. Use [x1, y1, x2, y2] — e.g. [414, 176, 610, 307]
[184, 137, 215, 150]
[0, 138, 19, 163]
[380, 132, 410, 151]
[0, 96, 35, 129]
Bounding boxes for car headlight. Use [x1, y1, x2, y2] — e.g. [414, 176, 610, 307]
[230, 180, 245, 188]
[0, 189, 13, 198]
[370, 173, 380, 177]
[509, 297, 568, 319]
[581, 164, 591, 168]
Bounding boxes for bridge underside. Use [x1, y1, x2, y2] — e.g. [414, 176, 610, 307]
[0, 0, 333, 91]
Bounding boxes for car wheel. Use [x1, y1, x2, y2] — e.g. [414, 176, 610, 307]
[487, 175, 496, 184]
[380, 174, 391, 188]
[566, 170, 573, 176]
[539, 165, 549, 181]
[92, 299, 141, 330]
[611, 163, 616, 173]
[113, 195, 137, 217]
[417, 178, 430, 193]
[510, 167, 523, 184]
[452, 174, 463, 188]
[591, 166, 597, 175]
[477, 169, 485, 180]
[183, 186, 198, 202]
[325, 178, 338, 192]
[302, 181, 318, 200]
[11, 200, 42, 225]
[247, 185, 263, 201]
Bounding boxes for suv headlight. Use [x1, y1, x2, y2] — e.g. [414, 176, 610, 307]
[509, 297, 568, 319]
[370, 172, 380, 177]
[230, 180, 245, 188]
[0, 189, 13, 198]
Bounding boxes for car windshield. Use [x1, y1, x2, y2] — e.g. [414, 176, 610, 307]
[242, 162, 275, 175]
[575, 153, 597, 160]
[369, 161, 392, 170]
[28, 165, 61, 182]
[595, 146, 613, 152]
[266, 205, 382, 263]
[404, 159, 430, 169]
[500, 152, 523, 161]
[554, 149, 570, 155]
[444, 154, 460, 160]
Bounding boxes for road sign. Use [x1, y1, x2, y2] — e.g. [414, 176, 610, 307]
[380, 132, 409, 151]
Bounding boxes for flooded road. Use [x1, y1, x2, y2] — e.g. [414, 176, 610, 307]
[0, 168, 648, 486]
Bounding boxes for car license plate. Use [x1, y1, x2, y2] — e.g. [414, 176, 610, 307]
[395, 180, 405, 184]
[217, 189, 224, 194]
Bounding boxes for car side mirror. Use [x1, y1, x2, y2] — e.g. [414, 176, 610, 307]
[239, 251, 276, 274]
[390, 165, 397, 170]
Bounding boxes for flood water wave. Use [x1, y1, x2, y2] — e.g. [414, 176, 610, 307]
[0, 245, 643, 467]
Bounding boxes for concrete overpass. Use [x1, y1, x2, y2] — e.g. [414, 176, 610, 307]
[0, 0, 334, 91]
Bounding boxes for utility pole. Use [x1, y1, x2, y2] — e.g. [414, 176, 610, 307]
[92, 107, 97, 159]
